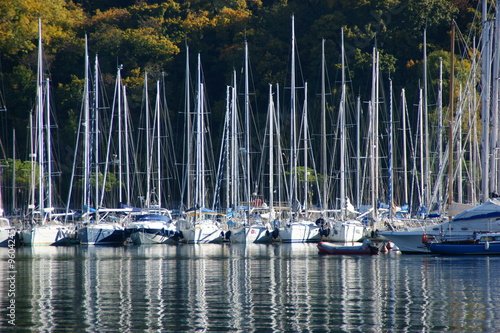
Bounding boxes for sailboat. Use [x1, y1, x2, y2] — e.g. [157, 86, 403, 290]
[177, 53, 223, 244]
[21, 20, 75, 246]
[278, 16, 321, 243]
[219, 42, 275, 243]
[74, 40, 128, 245]
[318, 31, 364, 243]
[125, 75, 178, 244]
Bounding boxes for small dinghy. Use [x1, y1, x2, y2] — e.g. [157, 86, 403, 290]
[317, 238, 379, 255]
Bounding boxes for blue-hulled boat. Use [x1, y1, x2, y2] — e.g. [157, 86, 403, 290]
[425, 232, 500, 255]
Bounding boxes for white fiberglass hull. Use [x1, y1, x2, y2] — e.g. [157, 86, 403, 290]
[379, 230, 431, 253]
[21, 225, 75, 246]
[0, 228, 14, 247]
[78, 223, 126, 245]
[322, 220, 365, 243]
[126, 220, 178, 245]
[223, 224, 278, 244]
[181, 221, 223, 244]
[279, 221, 321, 243]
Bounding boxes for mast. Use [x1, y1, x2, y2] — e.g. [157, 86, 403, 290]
[401, 89, 409, 206]
[388, 79, 393, 220]
[244, 41, 251, 216]
[36, 19, 45, 221]
[438, 58, 443, 209]
[370, 47, 379, 221]
[303, 82, 308, 212]
[449, 21, 456, 205]
[94, 55, 100, 209]
[83, 36, 91, 215]
[269, 84, 275, 217]
[117, 66, 123, 205]
[419, 88, 424, 210]
[45, 77, 53, 218]
[321, 39, 327, 210]
[195, 53, 205, 209]
[290, 15, 298, 213]
[11, 130, 16, 215]
[29, 111, 35, 216]
[145, 73, 151, 208]
[491, 2, 500, 195]
[155, 80, 161, 206]
[356, 96, 361, 210]
[423, 29, 430, 208]
[231, 70, 238, 207]
[123, 85, 131, 206]
[185, 45, 192, 209]
[340, 29, 346, 219]
[224, 86, 230, 209]
[276, 83, 282, 213]
[457, 85, 463, 203]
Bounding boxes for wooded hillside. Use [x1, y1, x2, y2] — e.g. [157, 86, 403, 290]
[0, 0, 484, 210]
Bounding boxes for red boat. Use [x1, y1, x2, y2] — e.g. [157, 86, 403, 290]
[317, 239, 379, 255]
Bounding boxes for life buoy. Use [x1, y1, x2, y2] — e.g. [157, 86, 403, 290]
[422, 233, 428, 243]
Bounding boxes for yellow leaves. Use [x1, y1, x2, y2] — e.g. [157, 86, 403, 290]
[183, 10, 215, 32]
[125, 27, 180, 59]
[0, 0, 84, 55]
[216, 7, 251, 26]
[90, 8, 130, 27]
[406, 59, 418, 69]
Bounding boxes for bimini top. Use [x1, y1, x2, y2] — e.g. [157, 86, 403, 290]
[452, 199, 500, 222]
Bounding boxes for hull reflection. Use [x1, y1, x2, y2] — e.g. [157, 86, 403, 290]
[1, 245, 500, 331]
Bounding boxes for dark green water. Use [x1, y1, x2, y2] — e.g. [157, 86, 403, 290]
[1, 244, 499, 332]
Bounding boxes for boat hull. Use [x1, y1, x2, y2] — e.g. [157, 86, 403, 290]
[321, 220, 365, 243]
[180, 221, 223, 244]
[21, 225, 75, 246]
[245, 225, 276, 244]
[379, 230, 431, 253]
[0, 229, 14, 247]
[129, 229, 175, 244]
[317, 241, 379, 255]
[126, 219, 177, 245]
[78, 224, 126, 245]
[427, 242, 500, 255]
[280, 222, 321, 243]
[381, 199, 500, 253]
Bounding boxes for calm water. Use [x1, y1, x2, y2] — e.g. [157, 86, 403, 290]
[1, 243, 500, 332]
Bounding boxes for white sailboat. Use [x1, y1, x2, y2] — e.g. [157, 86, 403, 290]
[125, 75, 177, 244]
[220, 42, 275, 243]
[318, 30, 364, 243]
[21, 20, 74, 246]
[75, 41, 127, 245]
[278, 16, 321, 243]
[178, 53, 223, 244]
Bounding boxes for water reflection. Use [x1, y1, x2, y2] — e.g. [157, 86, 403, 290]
[1, 245, 500, 331]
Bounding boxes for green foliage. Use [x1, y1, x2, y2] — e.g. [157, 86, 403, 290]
[75, 171, 117, 193]
[0, 0, 484, 210]
[2, 158, 38, 190]
[0, 0, 84, 55]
